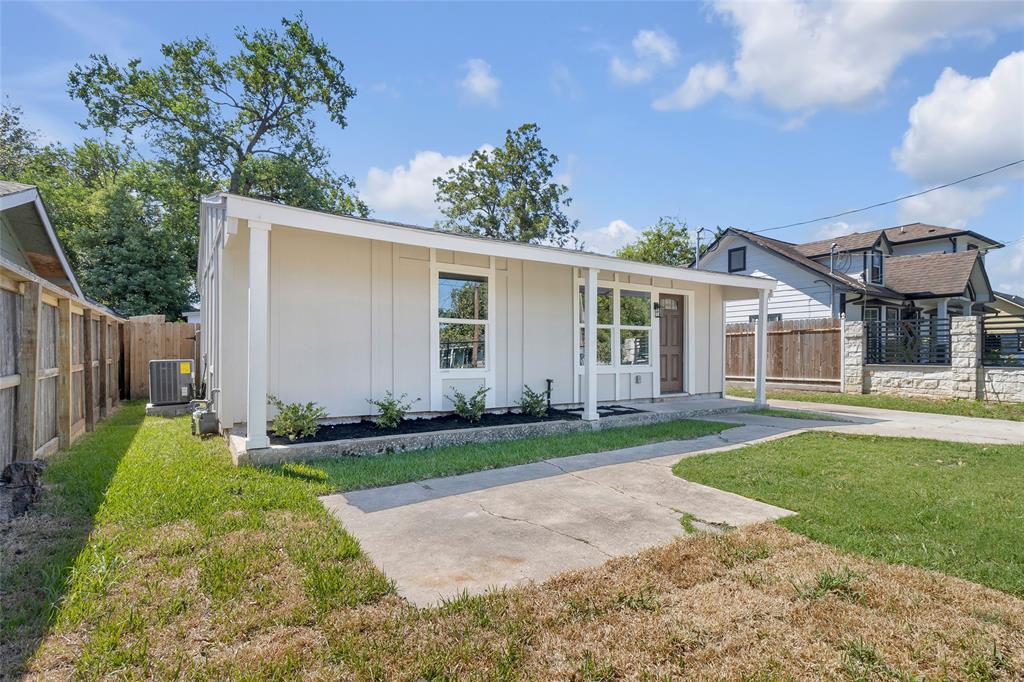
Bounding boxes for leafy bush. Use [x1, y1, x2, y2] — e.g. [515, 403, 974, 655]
[517, 384, 548, 417]
[449, 386, 490, 423]
[367, 391, 419, 429]
[267, 395, 327, 441]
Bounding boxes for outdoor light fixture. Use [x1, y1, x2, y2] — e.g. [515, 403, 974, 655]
[653, 301, 661, 319]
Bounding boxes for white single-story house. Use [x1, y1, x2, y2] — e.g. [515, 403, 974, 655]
[197, 194, 776, 450]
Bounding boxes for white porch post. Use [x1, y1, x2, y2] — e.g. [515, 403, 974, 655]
[246, 220, 271, 449]
[937, 298, 949, 319]
[583, 268, 599, 421]
[754, 289, 768, 407]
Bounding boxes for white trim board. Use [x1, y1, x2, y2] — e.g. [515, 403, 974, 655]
[213, 192, 776, 293]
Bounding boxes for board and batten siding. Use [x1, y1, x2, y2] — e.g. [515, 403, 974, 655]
[216, 223, 726, 426]
[701, 236, 834, 323]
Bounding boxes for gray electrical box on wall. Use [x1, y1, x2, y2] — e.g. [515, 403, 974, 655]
[149, 359, 194, 405]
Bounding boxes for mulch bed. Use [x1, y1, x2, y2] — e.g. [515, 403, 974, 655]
[269, 405, 645, 445]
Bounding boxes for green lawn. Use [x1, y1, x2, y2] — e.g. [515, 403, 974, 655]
[673, 431, 1024, 596]
[279, 418, 737, 492]
[1, 403, 391, 679]
[728, 386, 1024, 421]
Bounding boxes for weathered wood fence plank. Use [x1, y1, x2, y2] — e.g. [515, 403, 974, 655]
[127, 316, 198, 400]
[726, 317, 841, 385]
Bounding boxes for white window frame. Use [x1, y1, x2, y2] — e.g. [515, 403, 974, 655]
[429, 251, 496, 411]
[572, 271, 695, 401]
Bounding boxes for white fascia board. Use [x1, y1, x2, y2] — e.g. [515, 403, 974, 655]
[32, 194, 83, 298]
[221, 193, 777, 292]
[0, 187, 38, 211]
[1, 187, 83, 297]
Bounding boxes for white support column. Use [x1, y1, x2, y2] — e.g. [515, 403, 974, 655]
[754, 289, 768, 407]
[937, 297, 949, 319]
[583, 268, 599, 421]
[246, 220, 271, 450]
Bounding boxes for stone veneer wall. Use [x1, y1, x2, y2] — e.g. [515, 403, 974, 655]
[844, 316, 1023, 403]
[982, 367, 1024, 402]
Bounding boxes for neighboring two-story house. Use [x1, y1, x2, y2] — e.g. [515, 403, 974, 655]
[696, 224, 1003, 323]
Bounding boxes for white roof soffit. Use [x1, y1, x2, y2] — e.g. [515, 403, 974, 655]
[1, 187, 83, 298]
[220, 193, 776, 292]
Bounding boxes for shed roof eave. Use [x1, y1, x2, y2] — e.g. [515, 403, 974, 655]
[216, 192, 777, 292]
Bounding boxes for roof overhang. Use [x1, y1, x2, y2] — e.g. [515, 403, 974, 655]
[213, 193, 777, 292]
[0, 185, 83, 297]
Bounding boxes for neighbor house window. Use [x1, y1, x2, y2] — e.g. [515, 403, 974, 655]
[865, 249, 883, 284]
[966, 243, 979, 251]
[749, 313, 782, 323]
[728, 247, 746, 273]
[578, 286, 652, 366]
[438, 273, 488, 369]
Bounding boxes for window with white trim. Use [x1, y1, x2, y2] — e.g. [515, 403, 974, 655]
[438, 273, 488, 369]
[578, 286, 612, 365]
[577, 286, 652, 367]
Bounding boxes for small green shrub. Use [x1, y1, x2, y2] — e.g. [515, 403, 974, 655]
[268, 395, 327, 441]
[517, 384, 549, 418]
[367, 391, 419, 429]
[449, 386, 490, 423]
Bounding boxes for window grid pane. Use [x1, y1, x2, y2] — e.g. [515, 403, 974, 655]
[440, 323, 487, 369]
[620, 329, 650, 365]
[439, 274, 488, 320]
[620, 290, 650, 326]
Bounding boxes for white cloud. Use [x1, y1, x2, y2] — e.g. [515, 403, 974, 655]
[632, 29, 678, 66]
[812, 221, 874, 240]
[610, 57, 652, 84]
[652, 62, 730, 110]
[459, 58, 501, 105]
[369, 82, 400, 99]
[986, 239, 1024, 294]
[893, 52, 1024, 185]
[893, 52, 1022, 227]
[897, 185, 1006, 227]
[657, 0, 1021, 113]
[610, 29, 678, 85]
[577, 219, 639, 255]
[362, 149, 479, 224]
[550, 63, 582, 99]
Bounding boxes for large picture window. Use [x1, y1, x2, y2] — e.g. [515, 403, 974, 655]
[578, 285, 652, 367]
[438, 273, 488, 369]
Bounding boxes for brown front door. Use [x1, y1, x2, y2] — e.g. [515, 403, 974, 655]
[659, 294, 684, 393]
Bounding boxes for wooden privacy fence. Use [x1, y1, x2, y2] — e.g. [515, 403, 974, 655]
[726, 317, 841, 386]
[124, 315, 198, 400]
[1, 261, 125, 469]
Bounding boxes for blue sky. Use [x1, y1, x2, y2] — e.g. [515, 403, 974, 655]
[2, 1, 1023, 291]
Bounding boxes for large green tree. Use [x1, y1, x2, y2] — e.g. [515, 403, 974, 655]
[615, 216, 695, 266]
[67, 13, 367, 216]
[75, 184, 193, 318]
[0, 103, 38, 179]
[433, 123, 578, 246]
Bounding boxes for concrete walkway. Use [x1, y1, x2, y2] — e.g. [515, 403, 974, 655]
[322, 421, 803, 606]
[321, 404, 1024, 606]
[750, 397, 1024, 445]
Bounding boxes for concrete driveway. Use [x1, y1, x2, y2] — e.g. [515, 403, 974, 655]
[322, 421, 801, 606]
[321, 405, 1024, 606]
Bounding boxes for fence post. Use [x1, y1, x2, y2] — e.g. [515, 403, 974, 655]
[57, 298, 73, 450]
[842, 319, 865, 394]
[98, 318, 109, 418]
[951, 316, 980, 400]
[82, 309, 95, 432]
[15, 282, 42, 460]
